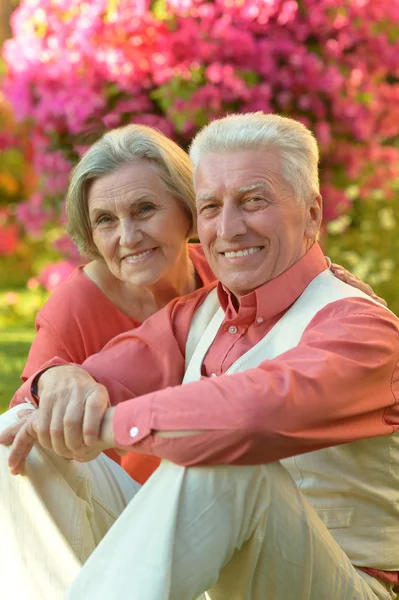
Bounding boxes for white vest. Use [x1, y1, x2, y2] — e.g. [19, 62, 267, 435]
[183, 270, 399, 569]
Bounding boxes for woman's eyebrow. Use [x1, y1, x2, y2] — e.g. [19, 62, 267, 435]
[89, 194, 158, 214]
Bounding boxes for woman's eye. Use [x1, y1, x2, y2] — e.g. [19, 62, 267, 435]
[96, 215, 113, 225]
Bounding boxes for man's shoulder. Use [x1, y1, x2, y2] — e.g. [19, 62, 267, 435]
[306, 270, 397, 324]
[318, 294, 398, 324]
[303, 293, 399, 348]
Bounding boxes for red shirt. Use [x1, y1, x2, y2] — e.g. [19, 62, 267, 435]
[16, 243, 216, 483]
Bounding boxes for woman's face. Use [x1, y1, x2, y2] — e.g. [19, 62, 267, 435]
[88, 160, 191, 287]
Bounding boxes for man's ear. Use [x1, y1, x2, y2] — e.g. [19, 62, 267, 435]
[304, 193, 322, 240]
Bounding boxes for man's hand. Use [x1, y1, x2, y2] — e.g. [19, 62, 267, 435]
[34, 364, 110, 456]
[1, 405, 128, 475]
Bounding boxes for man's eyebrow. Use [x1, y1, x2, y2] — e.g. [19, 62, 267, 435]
[237, 183, 273, 195]
[196, 183, 273, 204]
[196, 193, 217, 203]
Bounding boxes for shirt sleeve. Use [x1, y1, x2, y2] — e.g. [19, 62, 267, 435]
[112, 298, 399, 466]
[10, 288, 207, 411]
[21, 313, 75, 381]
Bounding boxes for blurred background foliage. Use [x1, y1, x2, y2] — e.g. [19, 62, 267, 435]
[0, 0, 398, 408]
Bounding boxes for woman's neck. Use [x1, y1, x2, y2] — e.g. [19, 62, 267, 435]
[84, 247, 199, 321]
[147, 246, 199, 309]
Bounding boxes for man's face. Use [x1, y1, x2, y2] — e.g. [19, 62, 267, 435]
[196, 149, 321, 298]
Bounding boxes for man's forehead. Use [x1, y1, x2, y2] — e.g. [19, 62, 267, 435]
[195, 149, 281, 201]
[196, 148, 280, 177]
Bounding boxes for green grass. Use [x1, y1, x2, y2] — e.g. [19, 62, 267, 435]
[0, 327, 35, 413]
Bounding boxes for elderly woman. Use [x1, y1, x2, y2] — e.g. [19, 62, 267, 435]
[12, 124, 216, 483]
[11, 123, 382, 488]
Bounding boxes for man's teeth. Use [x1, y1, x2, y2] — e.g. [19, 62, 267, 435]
[224, 247, 261, 258]
[124, 249, 152, 262]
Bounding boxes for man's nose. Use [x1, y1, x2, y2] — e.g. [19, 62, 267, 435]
[217, 206, 247, 240]
[119, 219, 143, 247]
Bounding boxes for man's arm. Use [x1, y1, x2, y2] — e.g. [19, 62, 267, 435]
[3, 290, 206, 465]
[109, 298, 399, 466]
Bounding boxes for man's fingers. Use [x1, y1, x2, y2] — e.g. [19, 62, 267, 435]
[83, 385, 110, 446]
[63, 400, 85, 453]
[16, 409, 35, 419]
[49, 401, 74, 458]
[34, 396, 56, 450]
[8, 418, 37, 475]
[0, 418, 29, 446]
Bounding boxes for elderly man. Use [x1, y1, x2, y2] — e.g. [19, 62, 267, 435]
[1, 113, 399, 600]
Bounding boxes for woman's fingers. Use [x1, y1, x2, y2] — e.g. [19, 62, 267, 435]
[372, 294, 388, 307]
[330, 264, 388, 306]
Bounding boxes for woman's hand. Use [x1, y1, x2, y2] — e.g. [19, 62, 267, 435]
[329, 261, 388, 307]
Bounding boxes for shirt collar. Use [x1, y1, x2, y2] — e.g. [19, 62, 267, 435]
[217, 243, 329, 323]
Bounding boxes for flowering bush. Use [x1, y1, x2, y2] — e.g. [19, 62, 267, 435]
[1, 0, 399, 304]
[0, 90, 37, 268]
[0, 90, 35, 208]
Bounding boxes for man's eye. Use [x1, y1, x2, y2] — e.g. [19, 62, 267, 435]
[201, 204, 218, 213]
[246, 197, 269, 208]
[137, 203, 156, 216]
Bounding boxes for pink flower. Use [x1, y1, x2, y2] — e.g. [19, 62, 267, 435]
[38, 260, 76, 291]
[2, 0, 399, 232]
[0, 224, 18, 255]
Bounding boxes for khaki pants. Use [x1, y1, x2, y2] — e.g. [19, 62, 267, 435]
[0, 405, 395, 600]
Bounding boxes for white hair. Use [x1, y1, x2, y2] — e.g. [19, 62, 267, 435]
[189, 112, 320, 203]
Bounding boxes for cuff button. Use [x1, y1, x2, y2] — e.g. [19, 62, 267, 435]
[129, 426, 139, 438]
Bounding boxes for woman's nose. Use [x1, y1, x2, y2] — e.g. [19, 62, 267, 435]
[119, 220, 143, 247]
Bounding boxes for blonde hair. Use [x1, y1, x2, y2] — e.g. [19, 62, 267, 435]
[67, 124, 196, 259]
[189, 112, 320, 203]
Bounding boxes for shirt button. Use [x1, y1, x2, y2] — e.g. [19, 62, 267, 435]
[257, 317, 264, 324]
[228, 325, 238, 334]
[211, 373, 217, 377]
[129, 426, 139, 438]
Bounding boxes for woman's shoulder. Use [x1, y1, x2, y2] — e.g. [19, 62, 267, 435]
[38, 265, 110, 321]
[188, 242, 216, 286]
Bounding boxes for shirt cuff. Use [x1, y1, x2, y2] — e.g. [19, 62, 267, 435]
[113, 394, 153, 447]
